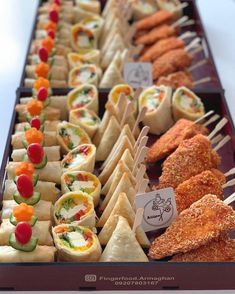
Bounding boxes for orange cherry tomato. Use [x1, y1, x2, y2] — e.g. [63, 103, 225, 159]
[15, 162, 35, 178]
[35, 63, 50, 78]
[13, 203, 34, 222]
[26, 100, 43, 116]
[25, 128, 44, 145]
[44, 21, 57, 32]
[42, 36, 55, 53]
[34, 77, 50, 91]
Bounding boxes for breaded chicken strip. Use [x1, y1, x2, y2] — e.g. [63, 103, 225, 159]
[149, 194, 235, 259]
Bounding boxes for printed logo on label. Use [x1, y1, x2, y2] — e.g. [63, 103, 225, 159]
[85, 274, 97, 282]
[135, 188, 178, 232]
[124, 62, 152, 88]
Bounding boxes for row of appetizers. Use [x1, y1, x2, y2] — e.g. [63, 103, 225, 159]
[24, 0, 210, 90]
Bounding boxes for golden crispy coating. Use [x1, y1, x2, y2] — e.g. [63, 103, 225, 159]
[156, 71, 193, 89]
[157, 134, 221, 189]
[211, 168, 226, 185]
[152, 49, 192, 80]
[149, 194, 235, 260]
[136, 10, 173, 31]
[139, 37, 185, 62]
[136, 25, 176, 46]
[147, 119, 208, 163]
[171, 234, 235, 262]
[175, 170, 224, 213]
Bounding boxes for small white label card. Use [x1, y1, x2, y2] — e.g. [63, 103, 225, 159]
[135, 188, 178, 232]
[124, 62, 152, 88]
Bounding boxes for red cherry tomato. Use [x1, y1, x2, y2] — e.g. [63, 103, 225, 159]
[30, 117, 41, 130]
[54, 0, 61, 5]
[80, 146, 89, 155]
[48, 30, 55, 39]
[15, 222, 32, 244]
[49, 10, 59, 23]
[37, 87, 48, 101]
[27, 143, 44, 164]
[38, 47, 48, 63]
[16, 175, 34, 198]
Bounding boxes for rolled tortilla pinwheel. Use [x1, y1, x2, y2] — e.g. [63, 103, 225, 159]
[15, 104, 61, 122]
[79, 15, 104, 39]
[0, 246, 56, 263]
[73, 6, 98, 23]
[68, 50, 100, 69]
[172, 87, 205, 121]
[2, 200, 53, 221]
[0, 220, 53, 246]
[24, 78, 68, 89]
[75, 0, 101, 14]
[67, 84, 98, 114]
[71, 25, 97, 53]
[69, 108, 100, 138]
[61, 171, 101, 206]
[52, 224, 102, 262]
[6, 162, 62, 184]
[3, 179, 59, 203]
[68, 65, 100, 87]
[11, 146, 61, 162]
[139, 85, 174, 135]
[15, 121, 60, 133]
[25, 65, 68, 81]
[20, 96, 68, 121]
[11, 131, 57, 149]
[57, 121, 91, 154]
[54, 192, 96, 227]
[61, 144, 96, 173]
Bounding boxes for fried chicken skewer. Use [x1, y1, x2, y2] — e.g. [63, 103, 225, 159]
[157, 134, 221, 189]
[171, 233, 235, 262]
[149, 194, 235, 260]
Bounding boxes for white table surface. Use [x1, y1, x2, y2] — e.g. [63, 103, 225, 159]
[0, 0, 235, 293]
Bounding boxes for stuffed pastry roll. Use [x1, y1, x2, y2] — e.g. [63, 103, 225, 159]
[54, 192, 96, 227]
[0, 246, 56, 262]
[71, 25, 97, 53]
[139, 85, 174, 135]
[2, 200, 52, 221]
[24, 78, 68, 89]
[57, 121, 91, 154]
[25, 65, 68, 81]
[75, 0, 101, 14]
[79, 15, 104, 39]
[68, 65, 100, 87]
[68, 50, 100, 69]
[6, 162, 62, 184]
[61, 144, 96, 173]
[172, 87, 205, 121]
[15, 120, 60, 133]
[67, 84, 98, 114]
[3, 179, 59, 203]
[52, 224, 101, 262]
[0, 219, 53, 246]
[69, 108, 100, 138]
[61, 171, 101, 206]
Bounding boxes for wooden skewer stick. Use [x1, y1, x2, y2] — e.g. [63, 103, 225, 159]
[225, 168, 235, 178]
[185, 37, 201, 52]
[213, 135, 231, 152]
[208, 117, 228, 140]
[224, 193, 235, 205]
[179, 31, 197, 40]
[174, 2, 189, 12]
[211, 134, 224, 145]
[180, 20, 195, 27]
[136, 179, 149, 194]
[134, 136, 148, 163]
[132, 208, 144, 233]
[134, 126, 150, 152]
[193, 77, 212, 86]
[223, 179, 235, 189]
[121, 101, 134, 127]
[189, 59, 207, 72]
[190, 46, 203, 56]
[193, 110, 214, 125]
[133, 87, 143, 101]
[133, 146, 148, 176]
[132, 106, 147, 136]
[203, 114, 220, 127]
[172, 16, 189, 29]
[135, 164, 146, 190]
